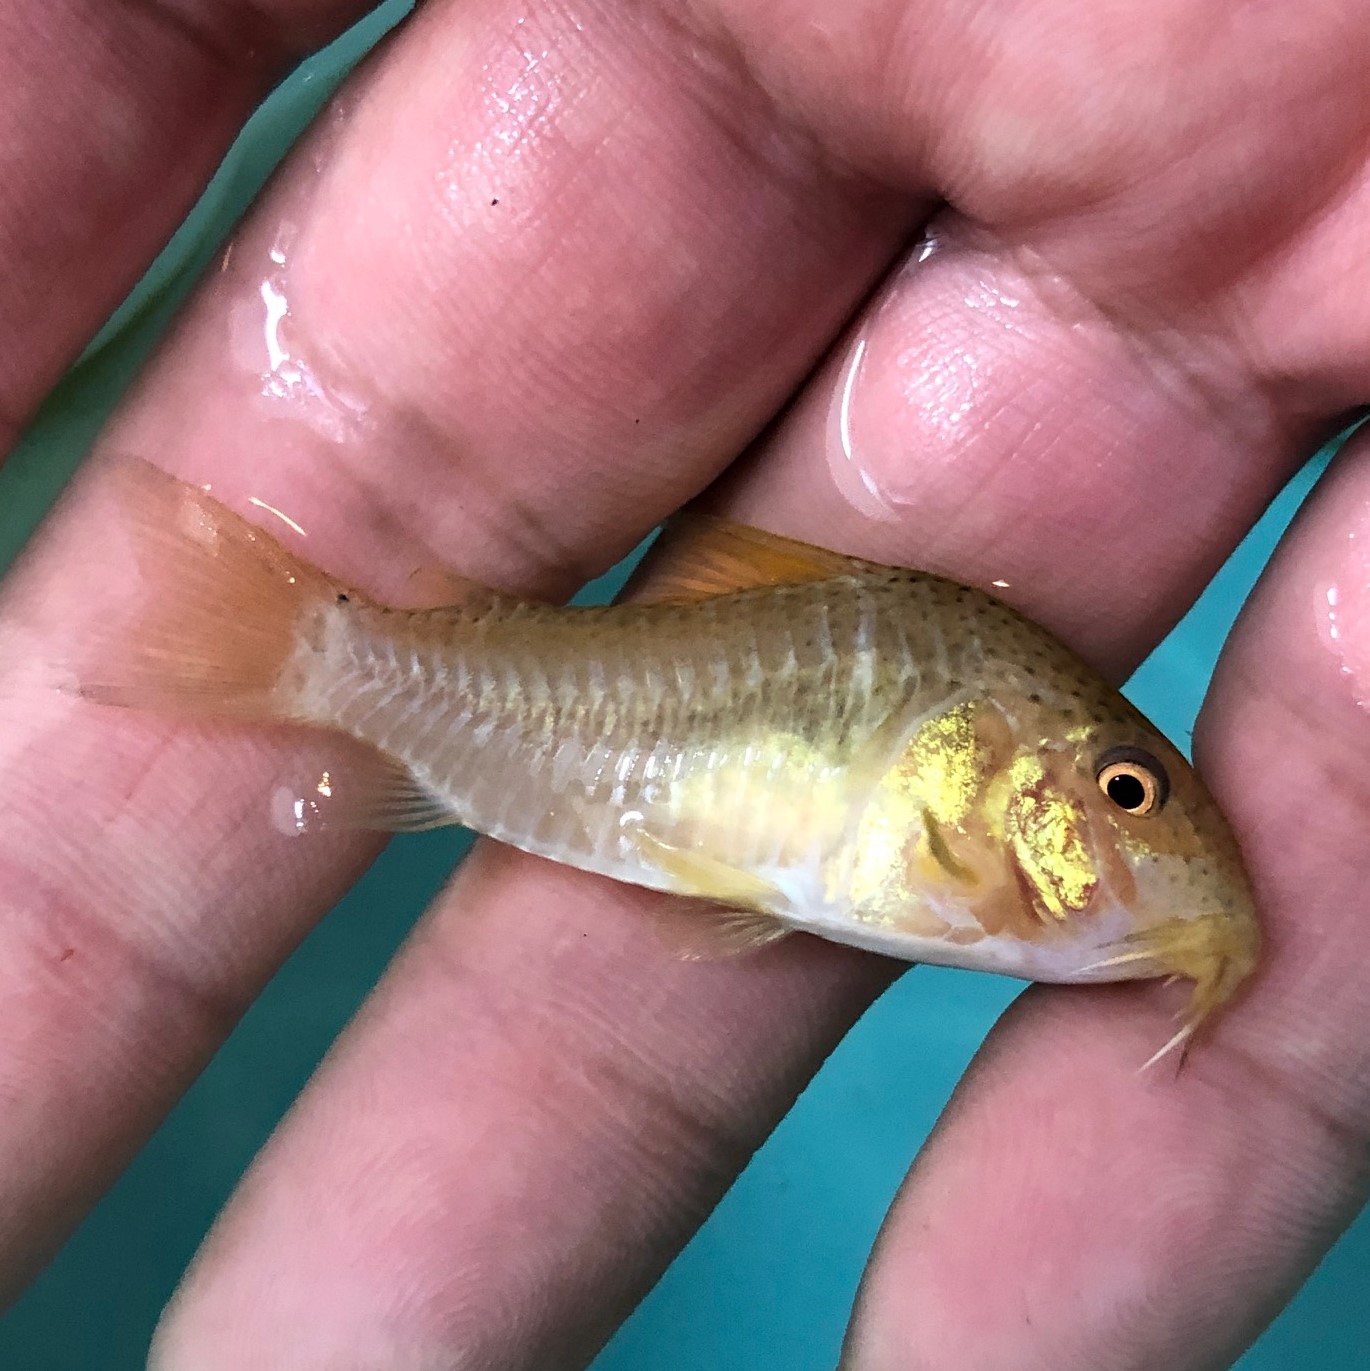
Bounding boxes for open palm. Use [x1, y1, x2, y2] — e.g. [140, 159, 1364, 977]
[2, 2, 1369, 1368]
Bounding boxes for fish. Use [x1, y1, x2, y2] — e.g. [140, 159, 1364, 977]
[80, 460, 1260, 1063]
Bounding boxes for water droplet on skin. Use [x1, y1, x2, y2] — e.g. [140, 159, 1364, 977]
[270, 770, 335, 837]
[271, 785, 311, 838]
[92, 99, 422, 546]
[260, 278, 289, 370]
[822, 228, 1036, 523]
[268, 221, 298, 267]
[827, 333, 899, 522]
[232, 225, 374, 444]
[1316, 524, 1370, 709]
[823, 230, 957, 522]
[913, 231, 941, 266]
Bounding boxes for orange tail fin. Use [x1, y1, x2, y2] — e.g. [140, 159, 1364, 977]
[79, 460, 349, 721]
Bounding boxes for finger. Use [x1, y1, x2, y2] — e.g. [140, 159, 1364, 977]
[146, 9, 1370, 1369]
[0, 0, 911, 1300]
[841, 427, 1370, 1371]
[0, 0, 384, 449]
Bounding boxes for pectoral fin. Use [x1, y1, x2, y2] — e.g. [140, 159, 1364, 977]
[633, 831, 780, 905]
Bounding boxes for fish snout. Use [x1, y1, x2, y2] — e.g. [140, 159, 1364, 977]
[1079, 906, 1260, 1067]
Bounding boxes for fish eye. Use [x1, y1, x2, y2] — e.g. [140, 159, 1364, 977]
[1095, 746, 1168, 816]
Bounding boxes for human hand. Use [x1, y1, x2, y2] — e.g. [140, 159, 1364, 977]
[2, 2, 1369, 1368]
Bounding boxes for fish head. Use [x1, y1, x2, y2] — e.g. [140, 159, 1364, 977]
[1005, 714, 1261, 1057]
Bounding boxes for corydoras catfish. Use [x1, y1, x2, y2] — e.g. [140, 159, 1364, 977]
[81, 462, 1260, 1063]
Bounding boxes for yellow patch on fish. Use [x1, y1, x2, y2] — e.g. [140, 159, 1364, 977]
[997, 755, 1099, 923]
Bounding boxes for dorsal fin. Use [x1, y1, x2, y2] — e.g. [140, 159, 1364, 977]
[635, 514, 862, 605]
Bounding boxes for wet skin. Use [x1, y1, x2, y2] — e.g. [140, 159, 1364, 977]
[3, 1, 1370, 1369]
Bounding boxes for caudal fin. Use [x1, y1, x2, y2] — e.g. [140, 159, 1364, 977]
[79, 460, 350, 721]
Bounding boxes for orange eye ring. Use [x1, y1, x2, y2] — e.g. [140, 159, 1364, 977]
[1096, 747, 1168, 816]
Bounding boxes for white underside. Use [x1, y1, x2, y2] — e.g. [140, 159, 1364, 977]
[586, 835, 1152, 987]
[779, 905, 1141, 983]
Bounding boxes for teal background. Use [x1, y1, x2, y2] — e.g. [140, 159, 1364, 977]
[1, 6, 1366, 1366]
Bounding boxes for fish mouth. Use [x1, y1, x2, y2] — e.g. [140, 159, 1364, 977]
[1085, 912, 1260, 1068]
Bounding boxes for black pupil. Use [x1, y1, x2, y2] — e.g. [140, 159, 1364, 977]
[1106, 771, 1148, 811]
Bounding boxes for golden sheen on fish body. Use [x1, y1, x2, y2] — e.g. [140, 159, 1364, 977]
[84, 462, 1260, 1063]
